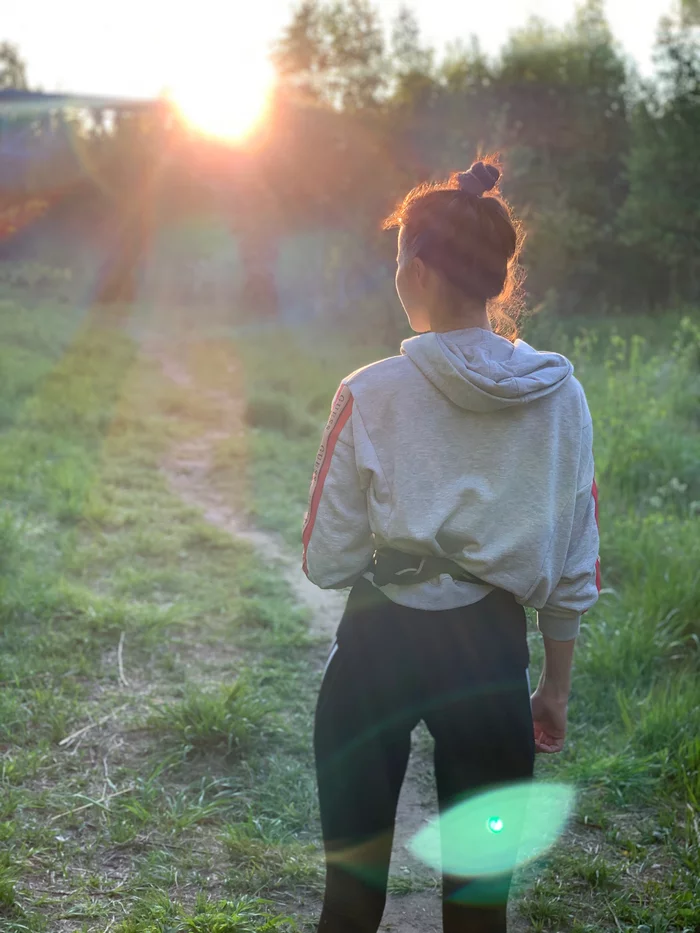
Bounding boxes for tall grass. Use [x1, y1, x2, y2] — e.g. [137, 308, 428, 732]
[149, 682, 269, 758]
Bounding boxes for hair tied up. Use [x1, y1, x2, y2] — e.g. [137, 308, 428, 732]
[457, 161, 500, 197]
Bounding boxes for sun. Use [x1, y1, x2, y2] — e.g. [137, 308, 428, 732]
[170, 58, 274, 143]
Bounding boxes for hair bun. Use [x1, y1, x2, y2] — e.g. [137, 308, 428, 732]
[457, 161, 500, 197]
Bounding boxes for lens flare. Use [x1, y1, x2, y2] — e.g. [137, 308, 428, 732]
[410, 781, 576, 877]
[487, 816, 504, 834]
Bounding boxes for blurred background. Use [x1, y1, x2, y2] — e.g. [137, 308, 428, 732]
[3, 0, 700, 340]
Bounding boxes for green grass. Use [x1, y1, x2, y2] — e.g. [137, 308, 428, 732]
[0, 303, 320, 931]
[115, 894, 300, 933]
[221, 819, 322, 894]
[244, 394, 319, 440]
[2, 292, 699, 931]
[149, 682, 271, 758]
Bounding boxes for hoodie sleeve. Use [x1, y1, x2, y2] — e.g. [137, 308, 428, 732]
[302, 384, 374, 589]
[537, 421, 601, 641]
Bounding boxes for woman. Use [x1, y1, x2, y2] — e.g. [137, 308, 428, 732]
[302, 160, 600, 933]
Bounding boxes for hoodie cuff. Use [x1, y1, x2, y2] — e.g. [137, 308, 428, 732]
[537, 610, 581, 641]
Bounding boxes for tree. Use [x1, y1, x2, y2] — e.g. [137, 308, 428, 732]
[0, 42, 29, 91]
[619, 13, 700, 302]
[272, 0, 387, 110]
[271, 1, 327, 104]
[0, 42, 28, 90]
[440, 37, 491, 95]
[491, 0, 631, 311]
[682, 0, 700, 27]
[391, 5, 432, 79]
[387, 4, 437, 119]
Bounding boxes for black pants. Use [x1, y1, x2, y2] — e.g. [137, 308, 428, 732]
[314, 579, 535, 933]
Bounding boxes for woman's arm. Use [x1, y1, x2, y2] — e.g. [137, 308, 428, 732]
[531, 634, 576, 754]
[532, 414, 599, 754]
[536, 634, 575, 700]
[302, 385, 374, 588]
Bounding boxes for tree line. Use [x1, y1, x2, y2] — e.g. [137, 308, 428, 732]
[2, 0, 700, 317]
[270, 0, 700, 315]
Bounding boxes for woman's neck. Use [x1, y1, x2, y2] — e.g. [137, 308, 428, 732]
[429, 304, 491, 334]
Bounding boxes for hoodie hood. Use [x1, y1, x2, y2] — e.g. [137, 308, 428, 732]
[401, 327, 573, 413]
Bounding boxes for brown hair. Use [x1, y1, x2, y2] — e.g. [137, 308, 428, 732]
[382, 157, 525, 340]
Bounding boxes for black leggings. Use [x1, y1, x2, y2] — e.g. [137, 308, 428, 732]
[314, 579, 535, 933]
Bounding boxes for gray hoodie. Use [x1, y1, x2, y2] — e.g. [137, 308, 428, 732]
[302, 327, 600, 640]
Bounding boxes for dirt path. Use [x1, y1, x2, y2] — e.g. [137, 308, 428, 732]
[149, 343, 443, 932]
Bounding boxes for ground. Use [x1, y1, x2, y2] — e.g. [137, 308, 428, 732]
[0, 299, 699, 932]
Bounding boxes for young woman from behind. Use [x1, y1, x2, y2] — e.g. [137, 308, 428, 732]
[302, 159, 600, 933]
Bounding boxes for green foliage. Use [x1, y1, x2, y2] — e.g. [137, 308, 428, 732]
[619, 678, 700, 798]
[0, 852, 46, 932]
[221, 819, 322, 892]
[0, 313, 136, 532]
[0, 854, 17, 910]
[268, 0, 700, 316]
[244, 393, 319, 439]
[619, 15, 700, 305]
[0, 509, 21, 579]
[496, 2, 629, 313]
[272, 0, 387, 109]
[148, 682, 269, 758]
[390, 4, 433, 81]
[116, 895, 298, 933]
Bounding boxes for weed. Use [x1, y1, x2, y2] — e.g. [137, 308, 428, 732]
[116, 893, 299, 933]
[221, 820, 322, 894]
[0, 859, 17, 911]
[149, 682, 268, 758]
[566, 854, 620, 890]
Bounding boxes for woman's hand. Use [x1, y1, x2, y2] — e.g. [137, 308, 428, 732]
[531, 633, 576, 754]
[531, 688, 568, 754]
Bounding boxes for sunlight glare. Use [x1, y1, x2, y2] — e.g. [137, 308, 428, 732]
[171, 57, 274, 142]
[410, 781, 576, 877]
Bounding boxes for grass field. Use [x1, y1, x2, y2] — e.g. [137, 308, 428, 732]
[0, 300, 323, 932]
[0, 287, 699, 932]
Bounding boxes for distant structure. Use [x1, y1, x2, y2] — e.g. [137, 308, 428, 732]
[0, 89, 277, 314]
[0, 89, 388, 325]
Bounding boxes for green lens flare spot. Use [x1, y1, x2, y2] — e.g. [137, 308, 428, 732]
[409, 781, 576, 877]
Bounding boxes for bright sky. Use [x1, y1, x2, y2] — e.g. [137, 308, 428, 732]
[5, 0, 673, 99]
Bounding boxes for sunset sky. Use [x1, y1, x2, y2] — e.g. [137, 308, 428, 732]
[6, 0, 673, 100]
